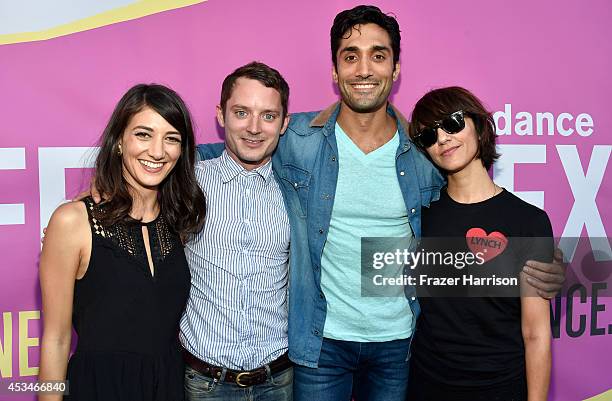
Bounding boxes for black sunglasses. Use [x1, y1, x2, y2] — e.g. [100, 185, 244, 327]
[413, 110, 466, 148]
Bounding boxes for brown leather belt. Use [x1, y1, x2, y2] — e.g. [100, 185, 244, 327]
[183, 348, 292, 387]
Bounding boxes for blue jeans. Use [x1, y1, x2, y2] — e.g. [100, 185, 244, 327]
[185, 365, 293, 401]
[293, 337, 411, 401]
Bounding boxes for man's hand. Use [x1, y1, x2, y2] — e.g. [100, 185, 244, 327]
[42, 183, 102, 245]
[72, 181, 102, 203]
[522, 248, 566, 299]
[72, 190, 91, 202]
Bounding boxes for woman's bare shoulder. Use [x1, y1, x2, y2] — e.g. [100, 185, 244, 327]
[47, 201, 90, 235]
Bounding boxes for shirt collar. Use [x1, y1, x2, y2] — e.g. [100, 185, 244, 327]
[219, 150, 274, 184]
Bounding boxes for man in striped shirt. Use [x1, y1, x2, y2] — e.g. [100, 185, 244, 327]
[180, 62, 293, 400]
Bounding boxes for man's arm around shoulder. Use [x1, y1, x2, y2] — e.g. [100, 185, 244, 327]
[196, 142, 225, 161]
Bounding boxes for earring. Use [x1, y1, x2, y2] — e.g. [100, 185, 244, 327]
[117, 144, 122, 156]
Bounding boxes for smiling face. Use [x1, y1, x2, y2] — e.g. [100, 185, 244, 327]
[217, 77, 289, 170]
[333, 23, 399, 113]
[425, 116, 482, 174]
[119, 106, 182, 194]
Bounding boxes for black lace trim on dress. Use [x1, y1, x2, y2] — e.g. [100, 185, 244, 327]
[83, 197, 180, 265]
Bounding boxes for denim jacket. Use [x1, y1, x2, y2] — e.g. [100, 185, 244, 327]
[197, 102, 445, 368]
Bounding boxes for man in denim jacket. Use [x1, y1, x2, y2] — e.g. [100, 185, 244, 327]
[198, 6, 565, 401]
[273, 8, 439, 400]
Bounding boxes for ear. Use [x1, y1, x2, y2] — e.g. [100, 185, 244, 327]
[280, 114, 290, 136]
[332, 66, 339, 83]
[215, 105, 225, 127]
[392, 62, 400, 81]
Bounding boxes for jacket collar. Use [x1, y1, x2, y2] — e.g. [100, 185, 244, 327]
[308, 102, 412, 149]
[309, 102, 411, 131]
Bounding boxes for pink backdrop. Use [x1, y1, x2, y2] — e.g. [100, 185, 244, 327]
[0, 0, 610, 399]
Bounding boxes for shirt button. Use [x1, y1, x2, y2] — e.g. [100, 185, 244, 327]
[400, 171, 405, 176]
[411, 208, 416, 214]
[244, 218, 250, 224]
[294, 182, 298, 188]
[319, 229, 324, 234]
[313, 329, 320, 336]
[411, 297, 416, 301]
[319, 292, 325, 299]
[245, 189, 251, 195]
[331, 156, 336, 162]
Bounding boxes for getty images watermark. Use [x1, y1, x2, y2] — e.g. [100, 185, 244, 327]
[361, 236, 612, 298]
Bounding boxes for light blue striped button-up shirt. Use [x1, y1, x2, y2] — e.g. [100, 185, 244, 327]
[180, 150, 290, 370]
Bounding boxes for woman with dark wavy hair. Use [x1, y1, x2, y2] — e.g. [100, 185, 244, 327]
[39, 84, 206, 401]
[407, 87, 552, 401]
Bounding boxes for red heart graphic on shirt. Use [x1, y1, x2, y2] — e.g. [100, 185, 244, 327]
[466, 228, 508, 263]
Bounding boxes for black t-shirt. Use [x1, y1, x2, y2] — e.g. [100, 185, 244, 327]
[411, 188, 553, 388]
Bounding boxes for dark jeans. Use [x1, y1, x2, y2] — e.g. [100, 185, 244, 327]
[294, 337, 412, 401]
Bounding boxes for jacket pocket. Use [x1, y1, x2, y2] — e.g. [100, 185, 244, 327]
[279, 164, 311, 218]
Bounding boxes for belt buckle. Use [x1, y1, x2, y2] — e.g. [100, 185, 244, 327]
[235, 371, 252, 387]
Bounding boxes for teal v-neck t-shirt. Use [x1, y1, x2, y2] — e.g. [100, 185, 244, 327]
[320, 123, 414, 342]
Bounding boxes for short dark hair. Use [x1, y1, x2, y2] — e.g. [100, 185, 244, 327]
[94, 84, 206, 238]
[220, 61, 290, 119]
[330, 5, 401, 68]
[408, 86, 500, 171]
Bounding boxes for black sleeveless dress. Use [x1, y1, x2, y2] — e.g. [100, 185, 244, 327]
[65, 198, 190, 401]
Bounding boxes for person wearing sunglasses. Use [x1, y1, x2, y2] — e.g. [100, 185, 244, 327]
[412, 110, 472, 149]
[406, 86, 552, 401]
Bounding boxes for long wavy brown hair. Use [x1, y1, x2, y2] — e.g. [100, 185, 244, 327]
[94, 84, 205, 239]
